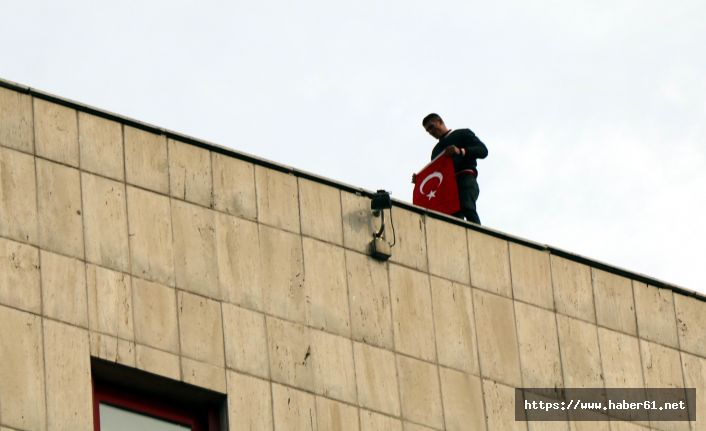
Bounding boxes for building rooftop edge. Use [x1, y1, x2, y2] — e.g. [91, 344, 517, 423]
[2, 77, 700, 300]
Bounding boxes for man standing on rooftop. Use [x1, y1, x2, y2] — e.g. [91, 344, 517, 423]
[418, 113, 488, 224]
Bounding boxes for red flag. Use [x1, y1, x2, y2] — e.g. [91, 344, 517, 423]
[413, 154, 460, 215]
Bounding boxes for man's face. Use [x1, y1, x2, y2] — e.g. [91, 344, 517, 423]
[424, 119, 447, 139]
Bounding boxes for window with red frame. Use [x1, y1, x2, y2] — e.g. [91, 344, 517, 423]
[92, 359, 224, 431]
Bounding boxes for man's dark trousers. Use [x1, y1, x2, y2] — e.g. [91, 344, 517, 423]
[454, 174, 481, 224]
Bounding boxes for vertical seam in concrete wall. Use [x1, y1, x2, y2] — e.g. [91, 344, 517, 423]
[122, 123, 139, 370]
[250, 164, 275, 431]
[216, 300, 230, 431]
[507, 240, 525, 382]
[165, 135, 183, 380]
[263, 317, 277, 431]
[547, 251, 568, 428]
[32, 95, 50, 431]
[388, 261, 404, 424]
[423, 214, 447, 430]
[467, 228, 490, 431]
[207, 150, 214, 209]
[669, 288, 693, 428]
[75, 108, 97, 430]
[339, 190, 359, 407]
[252, 162, 260, 222]
[77, 107, 92, 337]
[294, 176, 319, 429]
[631, 281, 650, 406]
[590, 267, 609, 422]
[385, 209, 403, 421]
[506, 240, 529, 431]
[670, 291, 682, 352]
[296, 177, 307, 324]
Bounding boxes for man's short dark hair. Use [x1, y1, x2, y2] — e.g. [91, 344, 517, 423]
[422, 113, 443, 126]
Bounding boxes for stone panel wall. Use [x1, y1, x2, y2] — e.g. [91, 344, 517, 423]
[1, 83, 704, 431]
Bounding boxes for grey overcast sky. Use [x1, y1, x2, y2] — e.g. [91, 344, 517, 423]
[2, 0, 705, 292]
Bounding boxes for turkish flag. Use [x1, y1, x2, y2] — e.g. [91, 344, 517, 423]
[413, 154, 460, 215]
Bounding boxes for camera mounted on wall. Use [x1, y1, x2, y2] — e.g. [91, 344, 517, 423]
[369, 189, 394, 261]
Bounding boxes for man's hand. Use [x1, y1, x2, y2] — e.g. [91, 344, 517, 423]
[411, 173, 417, 184]
[444, 145, 461, 156]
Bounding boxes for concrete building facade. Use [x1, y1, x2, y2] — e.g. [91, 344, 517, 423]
[0, 79, 704, 431]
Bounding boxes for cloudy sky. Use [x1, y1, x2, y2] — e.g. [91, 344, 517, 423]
[2, 0, 705, 292]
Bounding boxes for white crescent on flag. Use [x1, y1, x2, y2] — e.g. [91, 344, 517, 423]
[419, 171, 443, 200]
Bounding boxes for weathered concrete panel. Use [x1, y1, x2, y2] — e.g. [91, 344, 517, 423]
[34, 99, 78, 166]
[168, 139, 212, 207]
[431, 277, 478, 374]
[0, 147, 37, 244]
[439, 367, 485, 431]
[389, 208, 427, 271]
[551, 255, 595, 323]
[681, 352, 706, 431]
[216, 213, 261, 309]
[135, 344, 180, 381]
[212, 153, 257, 219]
[316, 396, 360, 431]
[299, 178, 343, 244]
[592, 269, 636, 335]
[272, 383, 318, 431]
[43, 319, 92, 431]
[346, 251, 393, 349]
[222, 303, 268, 378]
[640, 340, 689, 431]
[598, 328, 643, 388]
[403, 422, 437, 431]
[181, 357, 226, 393]
[515, 301, 562, 388]
[474, 289, 522, 387]
[354, 341, 400, 416]
[89, 332, 135, 367]
[172, 200, 220, 299]
[556, 315, 603, 388]
[260, 225, 306, 323]
[640, 340, 685, 389]
[226, 371, 273, 431]
[0, 87, 33, 152]
[127, 186, 174, 285]
[266, 317, 315, 392]
[426, 217, 469, 284]
[132, 278, 178, 353]
[78, 112, 123, 180]
[311, 329, 356, 403]
[0, 237, 40, 313]
[37, 159, 84, 258]
[87, 264, 133, 339]
[81, 172, 129, 271]
[40, 250, 87, 327]
[255, 166, 300, 233]
[177, 291, 225, 366]
[124, 126, 168, 193]
[0, 306, 45, 431]
[468, 230, 512, 297]
[397, 355, 443, 429]
[510, 243, 553, 310]
[304, 238, 350, 336]
[483, 379, 527, 431]
[674, 293, 706, 358]
[633, 282, 678, 348]
[360, 410, 402, 431]
[390, 264, 436, 362]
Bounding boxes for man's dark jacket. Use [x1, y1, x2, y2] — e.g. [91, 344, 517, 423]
[431, 129, 488, 173]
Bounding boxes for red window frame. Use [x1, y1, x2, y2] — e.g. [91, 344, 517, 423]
[92, 380, 218, 431]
